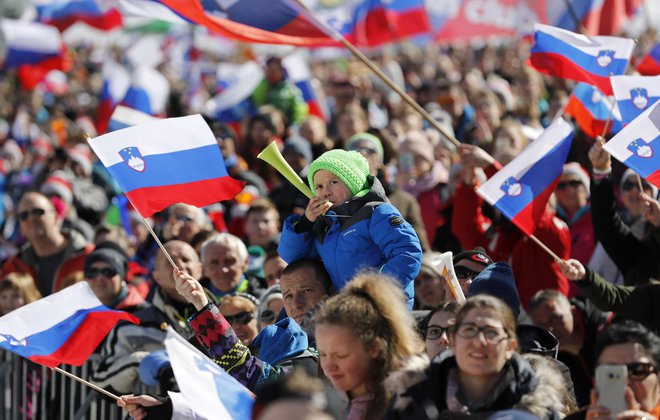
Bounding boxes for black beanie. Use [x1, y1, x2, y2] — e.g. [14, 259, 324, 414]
[84, 248, 127, 279]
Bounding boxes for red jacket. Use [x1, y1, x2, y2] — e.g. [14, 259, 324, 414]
[451, 181, 571, 306]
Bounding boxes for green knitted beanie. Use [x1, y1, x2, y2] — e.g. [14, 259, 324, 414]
[308, 149, 370, 196]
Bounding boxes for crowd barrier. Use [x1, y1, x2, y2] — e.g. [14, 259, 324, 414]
[0, 350, 155, 420]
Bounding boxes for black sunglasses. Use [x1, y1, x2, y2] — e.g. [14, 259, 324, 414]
[622, 180, 651, 192]
[627, 362, 657, 381]
[173, 214, 194, 223]
[260, 309, 277, 323]
[224, 311, 254, 326]
[18, 208, 47, 221]
[350, 145, 378, 156]
[455, 266, 480, 280]
[85, 267, 118, 279]
[556, 180, 583, 190]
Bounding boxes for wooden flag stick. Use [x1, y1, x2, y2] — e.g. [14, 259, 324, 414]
[141, 216, 178, 270]
[600, 74, 617, 138]
[291, 0, 460, 148]
[529, 234, 562, 263]
[52, 367, 120, 401]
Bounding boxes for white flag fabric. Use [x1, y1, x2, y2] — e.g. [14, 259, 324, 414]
[165, 328, 254, 420]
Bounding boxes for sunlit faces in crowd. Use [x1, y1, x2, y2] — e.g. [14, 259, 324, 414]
[450, 296, 517, 381]
[220, 295, 259, 346]
[244, 199, 280, 248]
[17, 192, 61, 241]
[264, 253, 287, 288]
[200, 234, 249, 294]
[280, 262, 331, 325]
[424, 302, 461, 360]
[167, 203, 208, 244]
[152, 240, 203, 302]
[555, 164, 589, 214]
[85, 261, 122, 306]
[620, 170, 657, 218]
[491, 119, 528, 166]
[312, 170, 352, 208]
[527, 290, 575, 347]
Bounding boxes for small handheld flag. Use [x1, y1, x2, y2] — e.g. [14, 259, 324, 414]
[86, 114, 245, 217]
[637, 43, 660, 76]
[528, 24, 634, 95]
[611, 75, 660, 125]
[603, 101, 660, 190]
[565, 83, 622, 138]
[477, 118, 574, 236]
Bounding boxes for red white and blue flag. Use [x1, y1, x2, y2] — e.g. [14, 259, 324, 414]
[87, 114, 245, 217]
[96, 60, 131, 134]
[551, 0, 642, 36]
[528, 24, 634, 95]
[0, 282, 138, 367]
[120, 66, 170, 116]
[282, 54, 328, 121]
[637, 43, 660, 76]
[34, 0, 123, 32]
[477, 118, 574, 236]
[603, 101, 660, 189]
[565, 83, 622, 137]
[611, 75, 660, 125]
[203, 61, 262, 125]
[0, 19, 69, 90]
[108, 105, 159, 132]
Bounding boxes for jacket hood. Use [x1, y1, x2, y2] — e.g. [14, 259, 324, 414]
[251, 317, 308, 366]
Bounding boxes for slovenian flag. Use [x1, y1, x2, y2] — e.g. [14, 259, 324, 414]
[34, 0, 123, 32]
[603, 101, 660, 189]
[0, 282, 138, 367]
[108, 105, 159, 132]
[121, 66, 170, 116]
[0, 19, 69, 90]
[203, 61, 262, 125]
[637, 43, 660, 76]
[611, 75, 660, 125]
[477, 118, 574, 236]
[528, 24, 634, 95]
[86, 114, 245, 217]
[96, 60, 131, 134]
[565, 83, 622, 138]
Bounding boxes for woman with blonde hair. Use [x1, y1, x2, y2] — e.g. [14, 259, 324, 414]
[0, 272, 41, 315]
[315, 271, 426, 420]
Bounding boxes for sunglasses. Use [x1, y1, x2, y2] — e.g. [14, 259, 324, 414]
[425, 325, 451, 340]
[18, 208, 47, 221]
[173, 214, 194, 223]
[556, 180, 583, 190]
[627, 362, 657, 381]
[260, 309, 277, 324]
[454, 266, 480, 280]
[350, 145, 378, 156]
[622, 180, 651, 192]
[224, 311, 254, 326]
[85, 267, 118, 279]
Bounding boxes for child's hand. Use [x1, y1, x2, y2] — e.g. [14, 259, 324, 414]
[173, 268, 208, 310]
[305, 197, 333, 222]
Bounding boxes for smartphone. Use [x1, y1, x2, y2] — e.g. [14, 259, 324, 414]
[595, 364, 628, 416]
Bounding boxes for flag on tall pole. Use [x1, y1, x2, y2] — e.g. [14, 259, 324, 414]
[603, 101, 660, 189]
[86, 114, 245, 217]
[477, 118, 574, 236]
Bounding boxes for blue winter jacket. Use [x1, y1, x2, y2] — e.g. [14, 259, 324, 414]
[279, 178, 422, 309]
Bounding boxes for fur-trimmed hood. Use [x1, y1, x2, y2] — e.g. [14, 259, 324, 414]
[385, 352, 566, 420]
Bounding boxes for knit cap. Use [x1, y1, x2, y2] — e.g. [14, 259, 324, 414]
[40, 170, 74, 205]
[308, 149, 370, 196]
[345, 132, 384, 163]
[562, 162, 590, 195]
[467, 262, 521, 317]
[84, 248, 127, 279]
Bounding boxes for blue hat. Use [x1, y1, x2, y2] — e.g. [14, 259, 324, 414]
[467, 262, 521, 317]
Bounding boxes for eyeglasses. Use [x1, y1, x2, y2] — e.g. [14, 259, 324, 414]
[260, 309, 276, 324]
[350, 145, 378, 156]
[426, 325, 451, 340]
[85, 267, 118, 279]
[224, 311, 254, 326]
[556, 180, 583, 190]
[454, 266, 480, 280]
[18, 208, 47, 221]
[456, 323, 508, 343]
[173, 214, 194, 223]
[622, 180, 651, 192]
[627, 362, 657, 381]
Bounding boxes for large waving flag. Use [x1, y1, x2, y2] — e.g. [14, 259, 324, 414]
[0, 282, 138, 368]
[477, 118, 574, 235]
[119, 0, 333, 46]
[34, 0, 123, 32]
[345, 0, 430, 47]
[0, 19, 69, 90]
[611, 75, 660, 125]
[528, 24, 634, 95]
[565, 83, 622, 137]
[165, 328, 254, 419]
[96, 60, 131, 134]
[637, 43, 660, 76]
[87, 114, 244, 217]
[603, 101, 660, 189]
[121, 66, 170, 116]
[551, 0, 642, 36]
[203, 61, 262, 125]
[282, 54, 328, 121]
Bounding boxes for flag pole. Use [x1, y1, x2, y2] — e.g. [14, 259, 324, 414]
[529, 234, 562, 262]
[52, 366, 120, 401]
[599, 72, 617, 139]
[83, 134, 179, 271]
[290, 0, 461, 148]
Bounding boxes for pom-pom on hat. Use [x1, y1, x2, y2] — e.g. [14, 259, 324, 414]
[308, 149, 370, 196]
